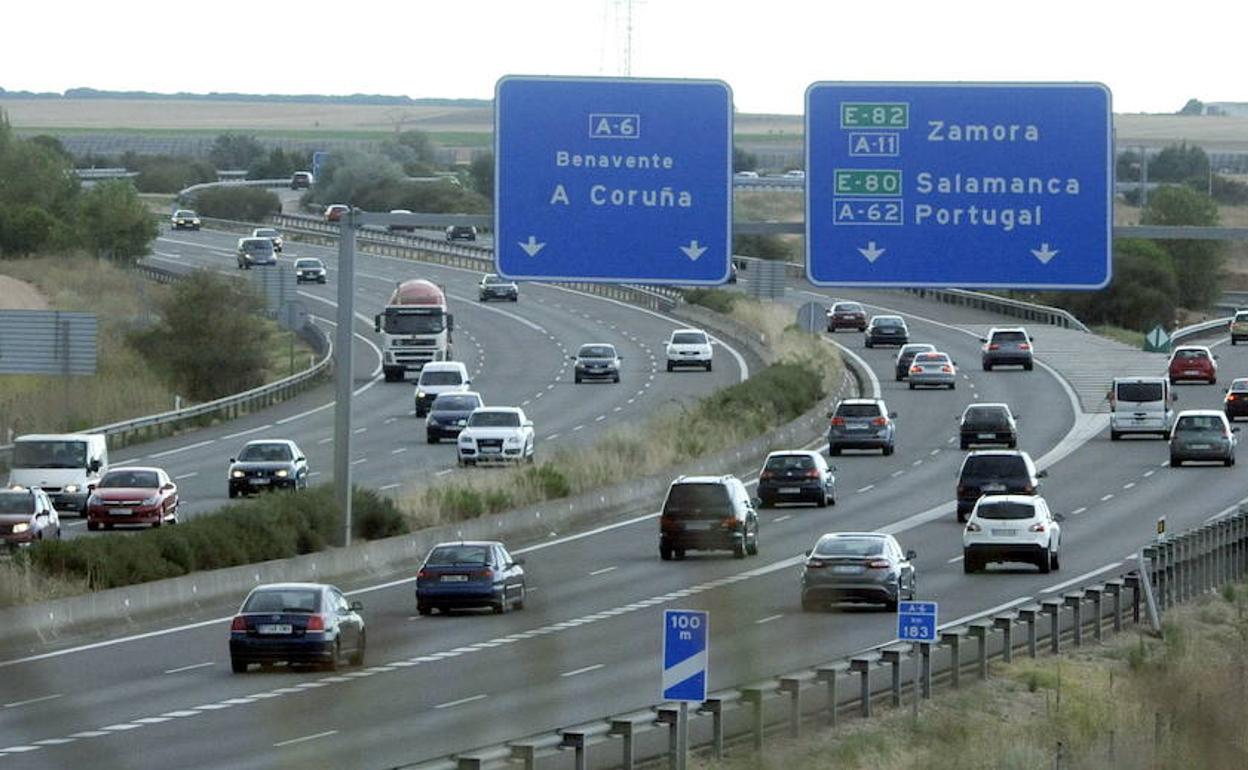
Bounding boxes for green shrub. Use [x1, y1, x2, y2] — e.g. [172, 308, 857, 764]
[683, 288, 738, 314]
[192, 186, 281, 222]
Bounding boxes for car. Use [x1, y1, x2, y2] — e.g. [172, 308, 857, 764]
[85, 466, 179, 530]
[826, 302, 867, 332]
[658, 474, 759, 560]
[236, 237, 276, 269]
[0, 488, 60, 548]
[8, 432, 108, 515]
[1170, 409, 1238, 467]
[800, 532, 916, 612]
[894, 343, 936, 381]
[426, 391, 484, 444]
[228, 439, 309, 497]
[827, 398, 896, 456]
[415, 540, 526, 615]
[294, 257, 328, 284]
[446, 225, 477, 241]
[170, 209, 201, 231]
[907, 351, 957, 390]
[1168, 345, 1217, 385]
[571, 343, 622, 383]
[325, 204, 349, 222]
[963, 495, 1061, 574]
[229, 583, 364, 673]
[757, 450, 835, 508]
[478, 273, 519, 302]
[665, 328, 713, 372]
[251, 227, 283, 252]
[414, 361, 471, 417]
[388, 209, 417, 232]
[981, 327, 1034, 371]
[783, 169, 806, 180]
[864, 315, 909, 347]
[457, 407, 535, 465]
[1109, 377, 1175, 440]
[1225, 378, 1248, 421]
[734, 170, 759, 179]
[959, 403, 1019, 449]
[290, 171, 314, 190]
[1231, 310, 1248, 345]
[955, 450, 1045, 522]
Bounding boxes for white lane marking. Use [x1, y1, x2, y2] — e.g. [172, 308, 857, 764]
[160, 710, 201, 718]
[102, 723, 142, 731]
[1160, 461, 1169, 467]
[857, 485, 875, 493]
[823, 338, 879, 397]
[573, 425, 585, 432]
[435, 469, 454, 477]
[296, 297, 384, 378]
[547, 433, 561, 441]
[70, 732, 109, 739]
[384, 418, 397, 425]
[1071, 507, 1088, 516]
[755, 614, 784, 625]
[274, 730, 338, 748]
[33, 738, 76, 745]
[1100, 494, 1114, 502]
[595, 415, 606, 422]
[391, 447, 408, 454]
[4, 693, 61, 709]
[947, 555, 964, 564]
[890, 470, 905, 478]
[912, 460, 923, 467]
[379, 483, 401, 491]
[221, 424, 273, 441]
[173, 472, 199, 481]
[613, 406, 623, 412]
[353, 427, 367, 435]
[560, 664, 605, 678]
[940, 597, 1033, 631]
[1123, 482, 1135, 490]
[318, 437, 333, 445]
[132, 717, 172, 725]
[1040, 562, 1123, 595]
[434, 694, 488, 710]
[930, 449, 941, 456]
[150, 439, 215, 458]
[163, 662, 213, 675]
[0, 745, 40, 753]
[589, 566, 617, 577]
[774, 514, 792, 523]
[1143, 470, 1156, 478]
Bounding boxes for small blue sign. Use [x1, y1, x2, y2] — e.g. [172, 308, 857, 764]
[311, 151, 330, 181]
[897, 601, 938, 643]
[806, 83, 1112, 289]
[662, 609, 708, 702]
[495, 76, 733, 284]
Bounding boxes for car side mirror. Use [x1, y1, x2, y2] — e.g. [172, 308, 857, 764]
[87, 483, 96, 492]
[36, 510, 49, 519]
[373, 314, 382, 333]
[161, 483, 175, 491]
[979, 337, 988, 343]
[568, 356, 576, 361]
[523, 421, 533, 429]
[1234, 427, 1242, 434]
[905, 549, 917, 561]
[804, 549, 812, 557]
[349, 600, 364, 612]
[888, 412, 898, 419]
[1037, 469, 1049, 479]
[1172, 394, 1179, 402]
[829, 465, 837, 472]
[1053, 513, 1066, 523]
[88, 459, 101, 473]
[228, 457, 236, 464]
[825, 410, 835, 419]
[447, 314, 455, 332]
[297, 456, 306, 463]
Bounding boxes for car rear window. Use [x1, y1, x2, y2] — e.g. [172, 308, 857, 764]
[874, 317, 903, 327]
[834, 304, 862, 313]
[975, 501, 1038, 520]
[1175, 415, 1224, 432]
[765, 454, 815, 471]
[836, 403, 882, 418]
[671, 332, 707, 345]
[963, 408, 1010, 428]
[432, 394, 481, 411]
[914, 353, 948, 363]
[992, 331, 1028, 342]
[420, 371, 464, 386]
[1173, 349, 1208, 360]
[238, 443, 293, 462]
[1232, 380, 1248, 393]
[814, 537, 885, 557]
[243, 588, 321, 613]
[426, 545, 490, 565]
[1237, 312, 1248, 323]
[962, 456, 1027, 477]
[254, 229, 278, 237]
[1115, 382, 1164, 402]
[0, 492, 34, 514]
[579, 345, 616, 358]
[483, 275, 506, 284]
[99, 471, 159, 488]
[663, 483, 731, 518]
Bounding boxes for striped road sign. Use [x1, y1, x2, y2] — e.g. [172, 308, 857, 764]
[662, 609, 708, 702]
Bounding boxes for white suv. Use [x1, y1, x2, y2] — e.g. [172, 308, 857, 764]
[665, 329, 713, 372]
[962, 494, 1061, 574]
[414, 361, 471, 417]
[457, 407, 535, 465]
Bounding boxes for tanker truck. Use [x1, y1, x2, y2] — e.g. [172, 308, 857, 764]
[374, 279, 454, 382]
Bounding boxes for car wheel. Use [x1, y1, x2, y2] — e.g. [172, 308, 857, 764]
[660, 544, 673, 561]
[746, 528, 759, 556]
[885, 594, 899, 612]
[829, 445, 841, 456]
[350, 632, 366, 667]
[895, 374, 904, 382]
[1008, 439, 1018, 449]
[960, 440, 970, 450]
[613, 375, 620, 383]
[325, 640, 340, 671]
[706, 361, 713, 372]
[666, 362, 674, 372]
[1109, 430, 1120, 441]
[963, 556, 976, 574]
[152, 516, 162, 529]
[1226, 456, 1236, 467]
[949, 382, 956, 390]
[733, 541, 747, 559]
[1211, 376, 1217, 385]
[1050, 550, 1060, 571]
[1024, 362, 1034, 371]
[1171, 455, 1182, 467]
[574, 375, 582, 384]
[231, 658, 248, 674]
[105, 522, 114, 530]
[493, 599, 507, 615]
[817, 491, 829, 508]
[882, 444, 894, 456]
[417, 603, 432, 616]
[427, 434, 438, 444]
[957, 510, 968, 524]
[514, 586, 526, 611]
[1038, 550, 1052, 574]
[865, 340, 873, 349]
[674, 548, 686, 560]
[983, 362, 992, 371]
[908, 382, 915, 390]
[87, 520, 100, 531]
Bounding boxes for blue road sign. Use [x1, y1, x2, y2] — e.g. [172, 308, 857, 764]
[897, 601, 938, 643]
[662, 609, 708, 702]
[495, 76, 732, 284]
[806, 83, 1112, 289]
[311, 151, 330, 181]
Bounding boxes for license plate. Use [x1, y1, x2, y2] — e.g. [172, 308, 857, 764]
[779, 487, 801, 494]
[257, 624, 292, 635]
[831, 565, 863, 574]
[1190, 444, 1212, 450]
[978, 433, 996, 440]
[684, 521, 716, 530]
[846, 424, 868, 431]
[481, 447, 501, 454]
[991, 529, 1017, 537]
[441, 574, 469, 582]
[110, 508, 133, 515]
[249, 478, 270, 485]
[1185, 370, 1200, 376]
[982, 483, 1006, 492]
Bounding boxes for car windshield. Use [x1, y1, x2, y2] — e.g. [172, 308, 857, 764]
[483, 275, 507, 284]
[962, 456, 1027, 476]
[0, 492, 35, 515]
[1116, 382, 1164, 402]
[468, 411, 520, 428]
[975, 501, 1038, 520]
[295, 259, 322, 269]
[900, 345, 934, 358]
[427, 545, 490, 565]
[99, 470, 159, 488]
[420, 371, 464, 386]
[432, 395, 481, 412]
[174, 210, 196, 218]
[241, 240, 272, 253]
[915, 353, 948, 364]
[254, 229, 278, 237]
[238, 443, 293, 462]
[381, 311, 445, 335]
[1173, 349, 1208, 360]
[992, 331, 1028, 342]
[836, 403, 882, 418]
[671, 332, 706, 345]
[243, 588, 321, 613]
[663, 483, 731, 518]
[964, 408, 1010, 428]
[1176, 415, 1224, 432]
[765, 454, 815, 471]
[814, 537, 885, 557]
[13, 440, 87, 469]
[579, 345, 615, 358]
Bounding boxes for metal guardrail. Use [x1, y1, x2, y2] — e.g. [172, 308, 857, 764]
[399, 509, 1248, 770]
[178, 178, 291, 201]
[1170, 315, 1232, 345]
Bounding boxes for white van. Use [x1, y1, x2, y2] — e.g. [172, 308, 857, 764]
[8, 433, 109, 515]
[414, 361, 471, 417]
[1109, 377, 1175, 440]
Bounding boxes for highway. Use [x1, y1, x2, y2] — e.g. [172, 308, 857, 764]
[3, 241, 1247, 768]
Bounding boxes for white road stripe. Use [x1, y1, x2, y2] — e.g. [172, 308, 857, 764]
[4, 693, 61, 709]
[163, 662, 213, 675]
[857, 485, 875, 493]
[774, 514, 792, 523]
[434, 694, 488, 710]
[560, 664, 605, 678]
[173, 472, 199, 481]
[435, 469, 454, 477]
[755, 614, 784, 625]
[221, 424, 273, 441]
[1100, 494, 1114, 502]
[150, 439, 215, 458]
[947, 555, 964, 563]
[379, 483, 401, 491]
[391, 447, 407, 454]
[1071, 507, 1088, 515]
[1040, 562, 1123, 595]
[274, 730, 338, 748]
[589, 566, 617, 576]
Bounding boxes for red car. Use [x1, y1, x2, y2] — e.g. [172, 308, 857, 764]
[324, 204, 349, 222]
[826, 301, 867, 332]
[86, 466, 179, 530]
[1168, 346, 1217, 385]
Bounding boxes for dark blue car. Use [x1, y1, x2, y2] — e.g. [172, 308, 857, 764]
[229, 583, 365, 672]
[416, 541, 526, 615]
[426, 391, 484, 444]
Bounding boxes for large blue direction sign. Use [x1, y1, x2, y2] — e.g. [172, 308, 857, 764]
[897, 601, 938, 643]
[495, 76, 732, 284]
[662, 609, 708, 702]
[806, 83, 1112, 289]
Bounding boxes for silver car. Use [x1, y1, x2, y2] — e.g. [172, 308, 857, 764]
[800, 532, 916, 612]
[1169, 409, 1238, 467]
[907, 351, 957, 390]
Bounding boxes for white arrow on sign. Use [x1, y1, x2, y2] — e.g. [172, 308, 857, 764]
[519, 235, 546, 257]
[1031, 243, 1059, 264]
[857, 241, 885, 263]
[680, 240, 708, 261]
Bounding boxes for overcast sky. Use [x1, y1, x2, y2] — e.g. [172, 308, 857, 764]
[3, 0, 1243, 114]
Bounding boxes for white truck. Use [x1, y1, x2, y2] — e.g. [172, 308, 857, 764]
[374, 279, 455, 382]
[8, 433, 109, 515]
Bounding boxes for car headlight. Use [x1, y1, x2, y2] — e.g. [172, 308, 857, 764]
[416, 390, 425, 400]
[426, 415, 440, 425]
[275, 469, 289, 478]
[231, 470, 245, 479]
[459, 435, 473, 444]
[63, 484, 80, 494]
[142, 495, 160, 506]
[9, 484, 26, 491]
[87, 494, 100, 507]
[11, 523, 29, 535]
[505, 436, 521, 445]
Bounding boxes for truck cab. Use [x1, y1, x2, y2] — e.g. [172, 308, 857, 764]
[375, 279, 454, 381]
[8, 433, 109, 515]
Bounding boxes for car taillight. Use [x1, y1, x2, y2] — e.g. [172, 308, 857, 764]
[1029, 522, 1047, 533]
[804, 469, 821, 479]
[1022, 484, 1035, 494]
[871, 417, 887, 426]
[806, 559, 826, 569]
[966, 522, 982, 532]
[867, 559, 891, 569]
[910, 365, 922, 374]
[418, 568, 429, 580]
[721, 517, 740, 530]
[306, 614, 326, 631]
[1019, 343, 1031, 350]
[957, 485, 969, 496]
[830, 417, 845, 426]
[230, 616, 247, 632]
[1228, 394, 1237, 402]
[475, 568, 494, 579]
[760, 471, 775, 480]
[988, 344, 1000, 350]
[942, 366, 954, 373]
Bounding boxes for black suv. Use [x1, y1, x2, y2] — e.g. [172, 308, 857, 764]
[659, 475, 759, 560]
[864, 315, 909, 348]
[959, 403, 1018, 449]
[894, 343, 936, 381]
[955, 450, 1044, 522]
[981, 327, 1034, 371]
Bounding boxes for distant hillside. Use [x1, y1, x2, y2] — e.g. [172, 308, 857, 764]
[0, 87, 489, 108]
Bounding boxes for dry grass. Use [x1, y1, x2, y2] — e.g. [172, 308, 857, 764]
[0, 558, 89, 606]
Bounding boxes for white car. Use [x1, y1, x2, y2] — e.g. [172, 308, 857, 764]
[414, 361, 471, 418]
[457, 407, 535, 465]
[665, 328, 713, 372]
[962, 494, 1061, 574]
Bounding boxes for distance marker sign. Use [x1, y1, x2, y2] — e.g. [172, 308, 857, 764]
[806, 82, 1112, 289]
[495, 76, 732, 284]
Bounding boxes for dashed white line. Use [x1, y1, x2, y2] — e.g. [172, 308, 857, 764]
[595, 415, 606, 422]
[755, 614, 784, 625]
[1143, 470, 1156, 478]
[173, 472, 198, 481]
[4, 693, 61, 709]
[1123, 482, 1135, 490]
[163, 662, 213, 675]
[947, 555, 964, 564]
[150, 439, 215, 458]
[350, 458, 368, 466]
[318, 437, 333, 445]
[435, 694, 488, 710]
[391, 447, 407, 455]
[274, 730, 338, 748]
[379, 483, 401, 491]
[589, 566, 617, 577]
[572, 425, 585, 432]
[912, 460, 923, 467]
[890, 470, 905, 478]
[857, 485, 875, 493]
[774, 514, 792, 523]
[221, 424, 273, 441]
[435, 469, 454, 477]
[1100, 493, 1114, 502]
[560, 664, 605, 678]
[353, 427, 367, 435]
[930, 449, 941, 456]
[547, 433, 560, 441]
[1071, 507, 1088, 516]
